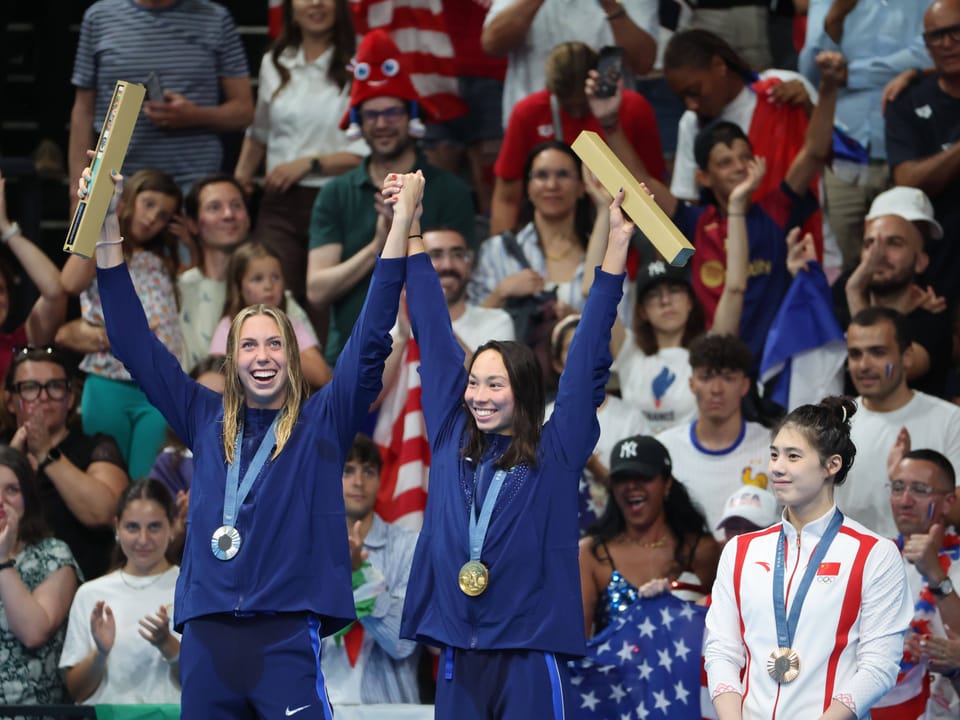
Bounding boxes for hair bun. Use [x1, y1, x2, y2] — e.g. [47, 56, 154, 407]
[819, 396, 857, 425]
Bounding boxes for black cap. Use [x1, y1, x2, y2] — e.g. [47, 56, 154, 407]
[635, 259, 690, 298]
[609, 435, 672, 479]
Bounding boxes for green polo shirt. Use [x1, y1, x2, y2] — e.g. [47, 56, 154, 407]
[308, 152, 476, 364]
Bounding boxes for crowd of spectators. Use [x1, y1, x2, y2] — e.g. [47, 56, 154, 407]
[3, 0, 960, 716]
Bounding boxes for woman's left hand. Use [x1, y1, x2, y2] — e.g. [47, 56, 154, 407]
[139, 604, 178, 659]
[264, 158, 311, 194]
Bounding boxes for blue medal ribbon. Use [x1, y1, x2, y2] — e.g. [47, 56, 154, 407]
[469, 467, 508, 563]
[772, 509, 844, 649]
[223, 415, 279, 528]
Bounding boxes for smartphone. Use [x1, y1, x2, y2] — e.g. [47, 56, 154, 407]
[145, 71, 164, 102]
[595, 46, 625, 99]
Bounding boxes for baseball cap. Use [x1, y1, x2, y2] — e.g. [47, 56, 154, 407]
[635, 259, 691, 298]
[609, 435, 672, 480]
[864, 186, 943, 239]
[715, 486, 779, 531]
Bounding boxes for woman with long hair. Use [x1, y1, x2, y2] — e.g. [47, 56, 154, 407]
[705, 397, 913, 719]
[579, 434, 720, 636]
[0, 445, 80, 706]
[61, 479, 180, 704]
[470, 141, 604, 317]
[88, 166, 418, 718]
[395, 170, 633, 716]
[234, 0, 366, 306]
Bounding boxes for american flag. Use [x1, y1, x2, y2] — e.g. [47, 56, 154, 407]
[372, 337, 430, 531]
[569, 593, 713, 720]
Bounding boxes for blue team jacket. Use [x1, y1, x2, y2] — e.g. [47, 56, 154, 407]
[98, 257, 405, 634]
[399, 253, 623, 656]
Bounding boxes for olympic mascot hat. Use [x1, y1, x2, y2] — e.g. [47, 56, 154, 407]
[341, 29, 432, 141]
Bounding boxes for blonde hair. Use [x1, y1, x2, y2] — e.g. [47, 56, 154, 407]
[221, 305, 308, 462]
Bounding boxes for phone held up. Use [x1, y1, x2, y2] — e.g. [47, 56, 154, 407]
[595, 46, 625, 99]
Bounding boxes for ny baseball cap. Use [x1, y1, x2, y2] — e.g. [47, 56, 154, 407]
[609, 435, 672, 480]
[865, 186, 943, 239]
[716, 485, 779, 530]
[634, 259, 691, 298]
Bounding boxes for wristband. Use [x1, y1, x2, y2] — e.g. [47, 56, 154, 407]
[1, 222, 20, 244]
[0, 559, 16, 572]
[408, 234, 423, 239]
[607, 4, 627, 20]
[95, 236, 125, 247]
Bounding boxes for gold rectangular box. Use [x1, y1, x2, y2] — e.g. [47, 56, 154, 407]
[572, 131, 694, 267]
[64, 80, 146, 258]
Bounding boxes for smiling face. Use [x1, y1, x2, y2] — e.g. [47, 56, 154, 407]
[464, 349, 516, 435]
[846, 320, 905, 403]
[241, 256, 285, 308]
[861, 216, 927, 294]
[360, 96, 411, 161]
[424, 229, 472, 306]
[611, 472, 672, 529]
[527, 147, 584, 222]
[698, 138, 754, 206]
[769, 425, 838, 519]
[193, 181, 250, 250]
[116, 498, 172, 576]
[236, 314, 290, 409]
[889, 457, 955, 536]
[292, 0, 336, 38]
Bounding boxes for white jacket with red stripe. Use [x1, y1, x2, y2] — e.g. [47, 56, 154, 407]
[705, 507, 913, 719]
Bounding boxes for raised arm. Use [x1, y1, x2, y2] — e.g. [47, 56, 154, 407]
[586, 71, 678, 216]
[0, 174, 66, 343]
[581, 171, 626, 358]
[711, 158, 765, 336]
[784, 52, 844, 196]
[481, 0, 543, 57]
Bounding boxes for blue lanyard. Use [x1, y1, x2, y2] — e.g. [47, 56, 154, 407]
[772, 509, 844, 649]
[468, 467, 508, 562]
[222, 416, 279, 527]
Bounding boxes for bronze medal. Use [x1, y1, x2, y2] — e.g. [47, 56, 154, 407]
[767, 647, 801, 683]
[458, 560, 489, 596]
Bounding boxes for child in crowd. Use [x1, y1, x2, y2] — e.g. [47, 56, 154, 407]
[61, 479, 180, 704]
[59, 168, 185, 479]
[209, 242, 331, 388]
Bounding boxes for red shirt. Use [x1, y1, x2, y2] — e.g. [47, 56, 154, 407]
[494, 89, 666, 182]
[443, 0, 507, 80]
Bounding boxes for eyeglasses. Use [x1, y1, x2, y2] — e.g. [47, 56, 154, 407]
[10, 379, 70, 401]
[923, 23, 960, 47]
[887, 480, 950, 498]
[427, 248, 471, 263]
[360, 106, 407, 125]
[529, 168, 577, 183]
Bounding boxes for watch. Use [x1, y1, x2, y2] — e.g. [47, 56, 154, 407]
[309, 156, 323, 176]
[931, 576, 955, 598]
[38, 446, 62, 472]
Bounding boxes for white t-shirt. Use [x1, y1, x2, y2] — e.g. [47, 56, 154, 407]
[177, 268, 225, 372]
[452, 303, 516, 352]
[836, 393, 960, 539]
[485, 0, 658, 128]
[657, 419, 771, 538]
[613, 337, 696, 434]
[60, 567, 181, 705]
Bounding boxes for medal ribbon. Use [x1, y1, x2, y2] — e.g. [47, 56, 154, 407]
[469, 468, 508, 562]
[772, 509, 844, 649]
[222, 415, 279, 528]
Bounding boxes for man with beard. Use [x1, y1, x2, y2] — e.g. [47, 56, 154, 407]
[837, 187, 951, 396]
[307, 30, 475, 365]
[320, 434, 420, 704]
[836, 307, 960, 538]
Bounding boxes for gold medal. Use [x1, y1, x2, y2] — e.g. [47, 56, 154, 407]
[767, 647, 801, 683]
[458, 560, 489, 596]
